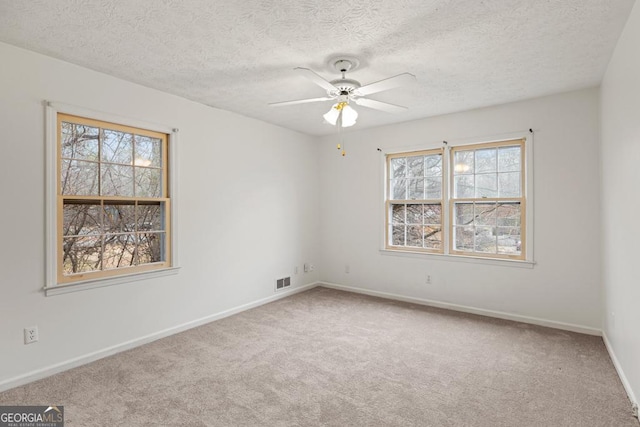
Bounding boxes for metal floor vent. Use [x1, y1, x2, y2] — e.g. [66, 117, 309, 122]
[275, 277, 291, 292]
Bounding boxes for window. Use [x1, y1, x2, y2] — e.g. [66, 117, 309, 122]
[56, 113, 171, 284]
[386, 149, 444, 252]
[450, 140, 525, 259]
[385, 138, 527, 261]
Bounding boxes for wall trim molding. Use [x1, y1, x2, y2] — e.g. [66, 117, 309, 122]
[0, 282, 321, 393]
[319, 282, 602, 336]
[603, 332, 638, 408]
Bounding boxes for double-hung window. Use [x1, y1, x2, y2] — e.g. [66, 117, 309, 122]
[385, 138, 527, 261]
[386, 149, 444, 252]
[450, 140, 525, 259]
[56, 113, 171, 284]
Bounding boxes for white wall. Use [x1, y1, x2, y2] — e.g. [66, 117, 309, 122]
[0, 28, 630, 394]
[318, 88, 602, 330]
[601, 1, 640, 405]
[0, 42, 320, 388]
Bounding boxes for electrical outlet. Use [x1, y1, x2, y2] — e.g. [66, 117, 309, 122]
[345, 265, 350, 274]
[611, 312, 615, 328]
[24, 326, 38, 344]
[426, 275, 432, 285]
[304, 263, 315, 273]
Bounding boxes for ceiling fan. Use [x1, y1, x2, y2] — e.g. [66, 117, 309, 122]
[269, 58, 416, 127]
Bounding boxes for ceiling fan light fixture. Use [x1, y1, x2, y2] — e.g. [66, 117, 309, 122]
[340, 104, 358, 127]
[323, 103, 341, 125]
[324, 99, 358, 127]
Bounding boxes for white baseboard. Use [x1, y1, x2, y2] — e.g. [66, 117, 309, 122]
[319, 282, 602, 336]
[603, 332, 638, 408]
[0, 281, 320, 393]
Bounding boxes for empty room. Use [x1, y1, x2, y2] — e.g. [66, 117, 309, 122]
[0, 1, 639, 425]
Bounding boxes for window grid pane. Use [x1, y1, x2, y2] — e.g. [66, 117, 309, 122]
[451, 201, 522, 256]
[389, 202, 442, 250]
[453, 145, 522, 199]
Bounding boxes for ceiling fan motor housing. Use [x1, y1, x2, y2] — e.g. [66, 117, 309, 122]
[328, 78, 361, 97]
[326, 58, 362, 97]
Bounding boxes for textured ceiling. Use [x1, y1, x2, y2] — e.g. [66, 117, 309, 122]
[0, 0, 635, 136]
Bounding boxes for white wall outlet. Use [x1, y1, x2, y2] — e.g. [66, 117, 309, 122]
[345, 265, 350, 274]
[304, 263, 309, 273]
[426, 275, 432, 285]
[304, 263, 315, 273]
[309, 264, 315, 272]
[611, 312, 615, 328]
[24, 326, 38, 344]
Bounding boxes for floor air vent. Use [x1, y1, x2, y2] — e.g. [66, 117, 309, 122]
[275, 277, 291, 292]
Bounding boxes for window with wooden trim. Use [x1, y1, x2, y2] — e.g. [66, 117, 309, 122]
[386, 149, 444, 252]
[57, 113, 171, 283]
[450, 139, 525, 259]
[385, 138, 527, 261]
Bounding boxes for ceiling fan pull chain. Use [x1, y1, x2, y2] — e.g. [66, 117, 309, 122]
[338, 115, 346, 157]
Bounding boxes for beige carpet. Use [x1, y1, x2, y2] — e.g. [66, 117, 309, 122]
[1, 287, 637, 426]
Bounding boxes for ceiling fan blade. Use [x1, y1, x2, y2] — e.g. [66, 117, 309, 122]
[354, 97, 408, 113]
[355, 73, 416, 96]
[294, 67, 338, 92]
[268, 97, 334, 107]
